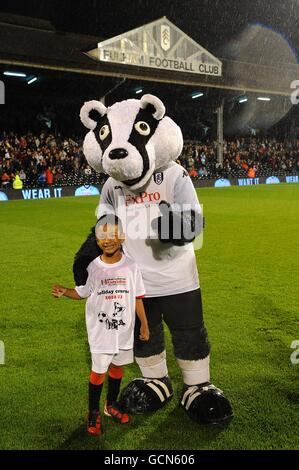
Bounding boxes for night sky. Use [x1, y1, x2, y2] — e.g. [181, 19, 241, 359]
[1, 0, 299, 57]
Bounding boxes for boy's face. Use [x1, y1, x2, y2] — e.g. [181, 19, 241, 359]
[96, 223, 124, 255]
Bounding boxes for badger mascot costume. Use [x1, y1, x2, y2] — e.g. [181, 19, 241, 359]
[74, 94, 233, 424]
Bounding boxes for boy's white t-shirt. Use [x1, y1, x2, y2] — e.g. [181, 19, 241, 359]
[75, 254, 145, 354]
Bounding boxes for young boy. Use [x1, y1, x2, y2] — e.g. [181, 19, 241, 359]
[52, 214, 149, 435]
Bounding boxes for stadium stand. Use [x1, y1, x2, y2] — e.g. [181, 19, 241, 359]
[0, 131, 104, 189]
[1, 131, 299, 188]
[180, 138, 299, 179]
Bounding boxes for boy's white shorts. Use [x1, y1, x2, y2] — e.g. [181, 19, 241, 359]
[91, 349, 134, 374]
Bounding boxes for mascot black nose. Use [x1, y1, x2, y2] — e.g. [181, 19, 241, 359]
[109, 148, 128, 160]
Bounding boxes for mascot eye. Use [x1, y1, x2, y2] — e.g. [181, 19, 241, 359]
[134, 121, 150, 136]
[99, 125, 110, 141]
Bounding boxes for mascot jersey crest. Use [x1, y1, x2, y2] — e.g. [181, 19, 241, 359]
[74, 94, 233, 425]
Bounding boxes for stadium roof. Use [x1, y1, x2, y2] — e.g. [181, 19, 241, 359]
[0, 13, 100, 73]
[1, 13, 299, 96]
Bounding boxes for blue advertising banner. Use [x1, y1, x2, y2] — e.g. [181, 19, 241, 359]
[1, 176, 298, 201]
[0, 185, 101, 201]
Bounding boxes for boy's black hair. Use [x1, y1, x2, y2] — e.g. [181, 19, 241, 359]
[95, 213, 123, 234]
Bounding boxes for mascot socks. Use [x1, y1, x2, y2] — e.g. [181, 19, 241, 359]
[177, 356, 210, 386]
[89, 371, 105, 412]
[107, 365, 123, 405]
[135, 351, 168, 379]
[178, 356, 233, 425]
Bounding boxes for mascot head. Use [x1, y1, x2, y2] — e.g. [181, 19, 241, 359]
[80, 94, 183, 190]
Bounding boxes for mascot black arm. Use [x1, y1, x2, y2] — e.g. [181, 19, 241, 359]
[152, 201, 203, 246]
[151, 168, 204, 246]
[73, 226, 102, 285]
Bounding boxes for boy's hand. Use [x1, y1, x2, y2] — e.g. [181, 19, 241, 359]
[139, 323, 150, 341]
[52, 285, 67, 298]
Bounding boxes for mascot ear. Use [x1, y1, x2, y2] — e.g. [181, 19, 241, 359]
[140, 94, 166, 120]
[80, 100, 107, 130]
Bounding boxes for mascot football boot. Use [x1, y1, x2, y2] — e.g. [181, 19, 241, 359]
[120, 376, 173, 414]
[180, 382, 233, 425]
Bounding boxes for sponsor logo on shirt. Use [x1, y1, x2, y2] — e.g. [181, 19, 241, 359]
[101, 278, 127, 286]
[125, 191, 161, 207]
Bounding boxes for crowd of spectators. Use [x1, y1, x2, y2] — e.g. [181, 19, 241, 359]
[1, 131, 299, 189]
[180, 138, 299, 179]
[0, 131, 104, 190]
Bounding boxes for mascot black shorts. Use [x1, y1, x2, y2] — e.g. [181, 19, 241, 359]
[134, 289, 210, 360]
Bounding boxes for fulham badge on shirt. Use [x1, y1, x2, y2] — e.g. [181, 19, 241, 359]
[154, 172, 163, 185]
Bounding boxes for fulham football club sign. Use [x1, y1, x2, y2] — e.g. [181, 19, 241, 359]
[86, 17, 222, 77]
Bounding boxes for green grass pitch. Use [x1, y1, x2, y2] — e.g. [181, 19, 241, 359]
[0, 184, 298, 450]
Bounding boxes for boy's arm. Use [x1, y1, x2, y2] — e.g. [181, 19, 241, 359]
[136, 298, 150, 341]
[52, 285, 83, 300]
[135, 298, 147, 324]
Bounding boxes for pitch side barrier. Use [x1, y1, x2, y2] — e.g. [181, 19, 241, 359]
[192, 174, 299, 188]
[0, 175, 298, 201]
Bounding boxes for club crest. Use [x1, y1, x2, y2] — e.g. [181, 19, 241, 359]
[154, 172, 163, 185]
